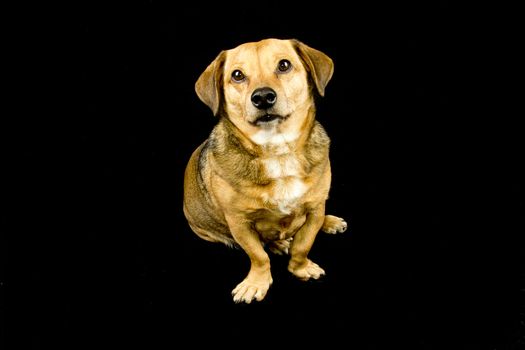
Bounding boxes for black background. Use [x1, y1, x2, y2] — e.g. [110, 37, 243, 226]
[15, 1, 523, 349]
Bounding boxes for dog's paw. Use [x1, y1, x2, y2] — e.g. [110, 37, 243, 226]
[232, 276, 272, 304]
[288, 259, 325, 281]
[322, 215, 347, 234]
[267, 238, 292, 255]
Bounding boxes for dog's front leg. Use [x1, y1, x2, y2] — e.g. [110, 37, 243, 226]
[288, 202, 326, 280]
[226, 214, 273, 303]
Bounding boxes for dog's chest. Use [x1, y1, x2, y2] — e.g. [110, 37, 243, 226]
[259, 152, 307, 214]
[251, 128, 309, 214]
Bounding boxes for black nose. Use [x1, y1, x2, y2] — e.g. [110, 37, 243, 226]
[251, 87, 277, 110]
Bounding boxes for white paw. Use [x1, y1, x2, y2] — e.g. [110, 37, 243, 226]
[322, 215, 347, 234]
[232, 277, 272, 304]
[288, 259, 325, 281]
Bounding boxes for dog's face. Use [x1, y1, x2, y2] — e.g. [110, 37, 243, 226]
[195, 39, 333, 140]
[223, 39, 309, 128]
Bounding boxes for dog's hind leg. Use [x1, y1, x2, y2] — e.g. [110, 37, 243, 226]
[321, 215, 347, 234]
[267, 238, 292, 255]
[187, 222, 237, 247]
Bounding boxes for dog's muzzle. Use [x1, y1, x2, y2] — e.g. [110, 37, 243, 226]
[250, 87, 287, 125]
[251, 114, 287, 125]
[251, 87, 277, 110]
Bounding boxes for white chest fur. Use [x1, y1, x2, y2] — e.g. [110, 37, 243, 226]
[268, 177, 307, 214]
[252, 127, 307, 214]
[261, 156, 301, 179]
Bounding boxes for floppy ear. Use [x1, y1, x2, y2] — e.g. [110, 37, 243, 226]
[195, 51, 226, 116]
[292, 40, 334, 97]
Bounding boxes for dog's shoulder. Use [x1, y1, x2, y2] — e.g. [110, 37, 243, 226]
[308, 121, 331, 147]
[302, 121, 331, 168]
[205, 120, 265, 185]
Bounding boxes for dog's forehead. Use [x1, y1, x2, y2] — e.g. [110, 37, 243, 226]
[225, 39, 297, 67]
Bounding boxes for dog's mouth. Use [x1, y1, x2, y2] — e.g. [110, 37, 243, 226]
[250, 114, 288, 126]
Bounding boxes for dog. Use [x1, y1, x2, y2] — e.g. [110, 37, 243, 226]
[183, 38, 347, 303]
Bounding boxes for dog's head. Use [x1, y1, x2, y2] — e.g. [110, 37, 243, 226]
[195, 39, 333, 139]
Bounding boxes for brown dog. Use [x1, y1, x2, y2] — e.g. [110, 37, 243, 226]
[183, 38, 346, 303]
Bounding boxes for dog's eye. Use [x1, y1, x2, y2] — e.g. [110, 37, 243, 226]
[231, 69, 245, 82]
[277, 59, 292, 73]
